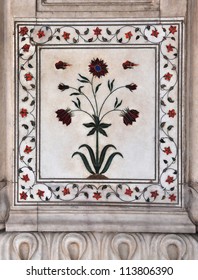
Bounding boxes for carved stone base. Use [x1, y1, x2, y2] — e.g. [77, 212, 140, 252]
[0, 232, 197, 260]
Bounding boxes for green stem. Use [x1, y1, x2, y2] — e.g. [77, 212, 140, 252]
[71, 109, 94, 120]
[90, 76, 100, 174]
[70, 86, 96, 115]
[99, 86, 125, 117]
[100, 109, 122, 122]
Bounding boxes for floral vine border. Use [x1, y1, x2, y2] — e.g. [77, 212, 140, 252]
[16, 21, 183, 204]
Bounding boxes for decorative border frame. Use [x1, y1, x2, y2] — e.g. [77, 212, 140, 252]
[15, 20, 183, 207]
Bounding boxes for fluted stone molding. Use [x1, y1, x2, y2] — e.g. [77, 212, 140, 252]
[0, 232, 198, 260]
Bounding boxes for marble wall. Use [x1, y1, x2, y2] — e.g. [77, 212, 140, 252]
[1, 0, 198, 259]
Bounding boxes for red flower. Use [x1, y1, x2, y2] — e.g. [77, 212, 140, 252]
[125, 188, 133, 196]
[169, 26, 177, 34]
[122, 108, 139, 126]
[22, 44, 30, 52]
[56, 109, 72, 126]
[166, 175, 174, 184]
[122, 60, 139, 69]
[37, 189, 45, 198]
[125, 83, 137, 92]
[37, 190, 45, 197]
[164, 72, 173, 81]
[58, 83, 70, 91]
[151, 29, 159, 38]
[168, 109, 176, 118]
[55, 61, 71, 70]
[169, 194, 176, 202]
[125, 31, 133, 39]
[20, 108, 28, 118]
[22, 174, 30, 182]
[37, 30, 45, 38]
[93, 191, 102, 200]
[24, 73, 33, 81]
[93, 27, 102, 36]
[62, 187, 70, 196]
[150, 190, 159, 199]
[24, 145, 32, 154]
[62, 32, 70, 40]
[89, 58, 108, 78]
[163, 147, 172, 155]
[19, 27, 28, 36]
[20, 191, 28, 200]
[166, 44, 174, 52]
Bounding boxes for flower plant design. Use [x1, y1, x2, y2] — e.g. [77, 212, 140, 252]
[56, 58, 139, 178]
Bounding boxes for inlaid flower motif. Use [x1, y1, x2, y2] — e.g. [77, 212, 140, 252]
[125, 188, 133, 196]
[93, 191, 102, 200]
[169, 25, 177, 34]
[125, 31, 133, 39]
[166, 175, 174, 184]
[89, 58, 108, 78]
[37, 29, 45, 38]
[150, 190, 159, 199]
[62, 187, 70, 196]
[163, 146, 172, 155]
[20, 191, 28, 200]
[37, 189, 45, 198]
[55, 61, 71, 70]
[125, 83, 137, 92]
[24, 73, 33, 81]
[168, 109, 176, 118]
[58, 83, 70, 91]
[122, 109, 139, 126]
[166, 44, 174, 52]
[19, 27, 28, 36]
[56, 109, 72, 126]
[22, 44, 30, 52]
[62, 32, 70, 40]
[22, 174, 30, 182]
[151, 29, 159, 38]
[169, 194, 176, 201]
[122, 60, 139, 69]
[93, 27, 102, 36]
[24, 145, 32, 154]
[164, 72, 173, 81]
[20, 108, 28, 118]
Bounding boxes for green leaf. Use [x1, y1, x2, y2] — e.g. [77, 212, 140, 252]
[106, 28, 112, 35]
[168, 97, 174, 103]
[77, 97, 81, 108]
[70, 92, 81, 96]
[84, 28, 89, 35]
[95, 83, 102, 94]
[98, 128, 108, 137]
[79, 144, 96, 170]
[87, 128, 96, 136]
[167, 125, 174, 131]
[83, 122, 95, 128]
[77, 79, 89, 84]
[160, 122, 166, 128]
[22, 124, 29, 130]
[99, 144, 116, 167]
[100, 123, 111, 128]
[108, 80, 111, 91]
[72, 152, 94, 174]
[110, 79, 115, 91]
[78, 86, 84, 92]
[92, 115, 100, 125]
[78, 74, 90, 82]
[100, 152, 123, 174]
[114, 97, 118, 108]
[106, 193, 111, 199]
[116, 100, 122, 108]
[72, 100, 80, 109]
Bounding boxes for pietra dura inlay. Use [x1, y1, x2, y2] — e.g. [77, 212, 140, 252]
[15, 20, 183, 205]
